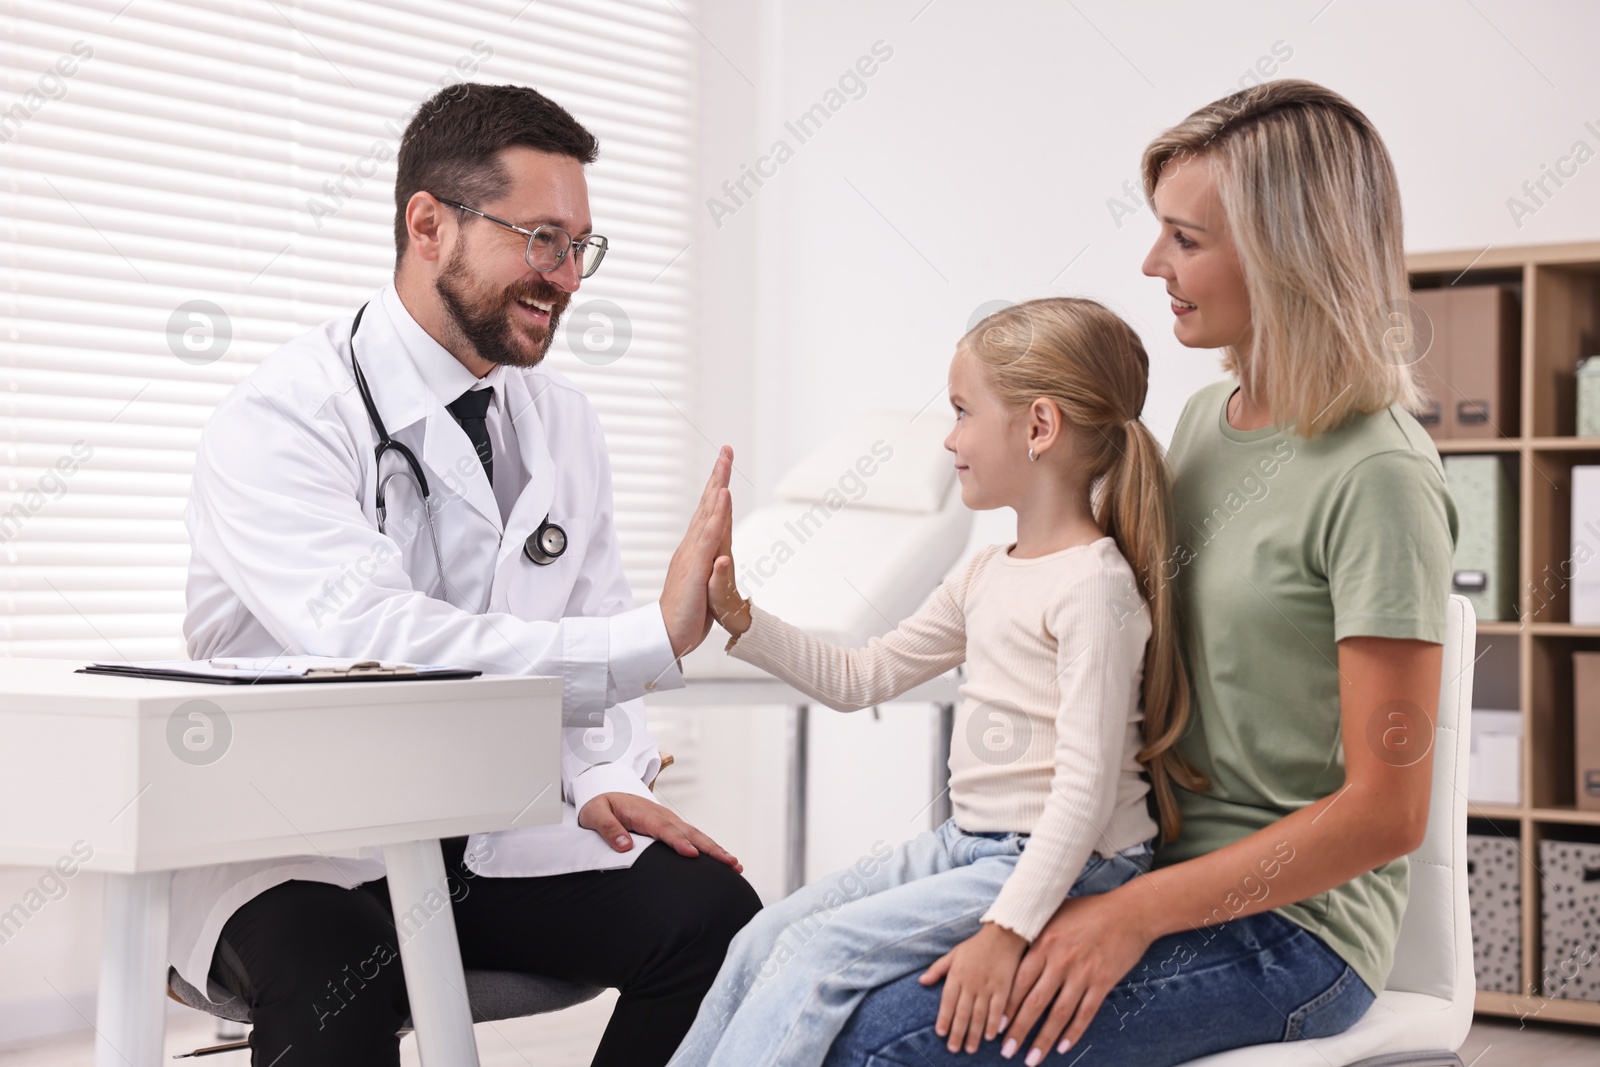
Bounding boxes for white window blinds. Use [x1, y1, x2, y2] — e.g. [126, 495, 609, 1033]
[0, 0, 698, 659]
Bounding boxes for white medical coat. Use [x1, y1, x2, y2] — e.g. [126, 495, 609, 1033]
[173, 283, 683, 991]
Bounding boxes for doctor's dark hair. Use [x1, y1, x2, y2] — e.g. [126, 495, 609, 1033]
[393, 83, 599, 257]
[960, 298, 1208, 844]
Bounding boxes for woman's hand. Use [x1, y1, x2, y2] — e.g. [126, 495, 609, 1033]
[709, 487, 752, 639]
[918, 922, 1027, 1054]
[999, 887, 1157, 1062]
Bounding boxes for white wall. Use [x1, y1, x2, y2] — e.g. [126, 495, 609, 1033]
[0, 866, 104, 1044]
[739, 0, 1600, 477]
[697, 0, 1600, 876]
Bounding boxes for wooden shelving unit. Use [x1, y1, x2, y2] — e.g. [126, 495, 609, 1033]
[1408, 240, 1600, 1026]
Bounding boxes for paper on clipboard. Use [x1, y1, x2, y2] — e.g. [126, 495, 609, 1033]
[79, 656, 481, 684]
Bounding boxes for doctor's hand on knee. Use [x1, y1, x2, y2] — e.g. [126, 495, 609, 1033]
[578, 790, 743, 872]
[660, 446, 735, 658]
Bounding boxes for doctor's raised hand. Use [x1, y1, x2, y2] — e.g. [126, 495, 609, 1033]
[576, 445, 744, 871]
[657, 444, 736, 659]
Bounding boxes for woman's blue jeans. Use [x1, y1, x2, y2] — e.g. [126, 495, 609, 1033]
[821, 907, 1376, 1066]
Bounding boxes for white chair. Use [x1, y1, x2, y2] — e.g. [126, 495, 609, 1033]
[1182, 594, 1477, 1067]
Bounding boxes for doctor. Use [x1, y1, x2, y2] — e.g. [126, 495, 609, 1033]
[179, 82, 761, 1067]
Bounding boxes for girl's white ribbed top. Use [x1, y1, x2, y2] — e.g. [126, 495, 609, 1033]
[725, 536, 1158, 940]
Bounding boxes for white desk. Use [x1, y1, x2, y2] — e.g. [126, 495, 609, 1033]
[0, 659, 563, 1067]
[646, 672, 962, 894]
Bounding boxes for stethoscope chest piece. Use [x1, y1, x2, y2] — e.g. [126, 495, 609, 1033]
[524, 515, 568, 565]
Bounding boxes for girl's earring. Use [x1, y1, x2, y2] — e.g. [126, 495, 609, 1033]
[1027, 447, 1037, 462]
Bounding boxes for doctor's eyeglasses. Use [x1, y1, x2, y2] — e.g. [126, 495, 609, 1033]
[435, 196, 609, 279]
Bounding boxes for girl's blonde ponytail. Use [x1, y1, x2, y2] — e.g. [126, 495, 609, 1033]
[1100, 417, 1209, 842]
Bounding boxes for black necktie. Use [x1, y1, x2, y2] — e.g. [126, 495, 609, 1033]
[446, 386, 494, 485]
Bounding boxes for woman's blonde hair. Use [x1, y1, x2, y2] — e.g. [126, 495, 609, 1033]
[961, 297, 1207, 843]
[1141, 79, 1420, 437]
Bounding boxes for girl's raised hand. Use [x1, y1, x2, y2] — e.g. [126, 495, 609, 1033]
[919, 921, 1027, 1055]
[709, 487, 751, 639]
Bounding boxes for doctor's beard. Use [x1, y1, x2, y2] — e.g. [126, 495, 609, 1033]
[435, 244, 570, 368]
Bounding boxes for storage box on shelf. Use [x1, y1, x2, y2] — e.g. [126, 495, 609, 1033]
[1469, 709, 1522, 806]
[1574, 654, 1600, 812]
[1406, 240, 1600, 1026]
[1444, 453, 1518, 621]
[1412, 282, 1521, 440]
[1578, 357, 1600, 437]
[1538, 836, 1600, 1004]
[1467, 826, 1523, 995]
[1572, 466, 1600, 624]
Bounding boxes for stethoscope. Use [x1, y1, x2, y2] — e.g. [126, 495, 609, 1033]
[347, 303, 568, 600]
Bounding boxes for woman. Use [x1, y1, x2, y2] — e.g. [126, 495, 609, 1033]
[818, 79, 1459, 1066]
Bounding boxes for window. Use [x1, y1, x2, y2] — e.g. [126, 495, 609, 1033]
[0, 0, 697, 658]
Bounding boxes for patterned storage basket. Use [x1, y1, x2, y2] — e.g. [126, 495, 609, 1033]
[1539, 838, 1600, 1002]
[1467, 833, 1522, 994]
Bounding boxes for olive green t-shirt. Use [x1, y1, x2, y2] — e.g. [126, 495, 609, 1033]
[1154, 379, 1459, 995]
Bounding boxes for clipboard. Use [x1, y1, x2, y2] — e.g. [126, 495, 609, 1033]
[77, 657, 482, 685]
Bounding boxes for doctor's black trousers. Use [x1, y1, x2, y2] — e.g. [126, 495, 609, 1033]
[206, 835, 763, 1067]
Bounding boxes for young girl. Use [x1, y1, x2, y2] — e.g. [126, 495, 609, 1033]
[667, 296, 1206, 1067]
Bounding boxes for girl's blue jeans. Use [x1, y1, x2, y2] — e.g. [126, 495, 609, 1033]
[666, 817, 1154, 1067]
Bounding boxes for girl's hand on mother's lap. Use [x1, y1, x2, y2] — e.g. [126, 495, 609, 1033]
[919, 921, 1027, 1055]
[1001, 886, 1157, 1062]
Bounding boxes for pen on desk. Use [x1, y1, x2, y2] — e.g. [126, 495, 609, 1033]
[173, 1039, 251, 1058]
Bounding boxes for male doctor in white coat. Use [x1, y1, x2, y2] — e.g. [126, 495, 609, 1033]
[179, 82, 761, 1067]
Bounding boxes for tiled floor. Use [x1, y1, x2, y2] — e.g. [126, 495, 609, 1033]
[1, 999, 1598, 1065]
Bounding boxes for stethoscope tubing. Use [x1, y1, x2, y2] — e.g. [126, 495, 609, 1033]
[345, 302, 566, 598]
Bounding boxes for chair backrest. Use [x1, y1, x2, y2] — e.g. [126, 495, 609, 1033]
[1384, 593, 1476, 1008]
